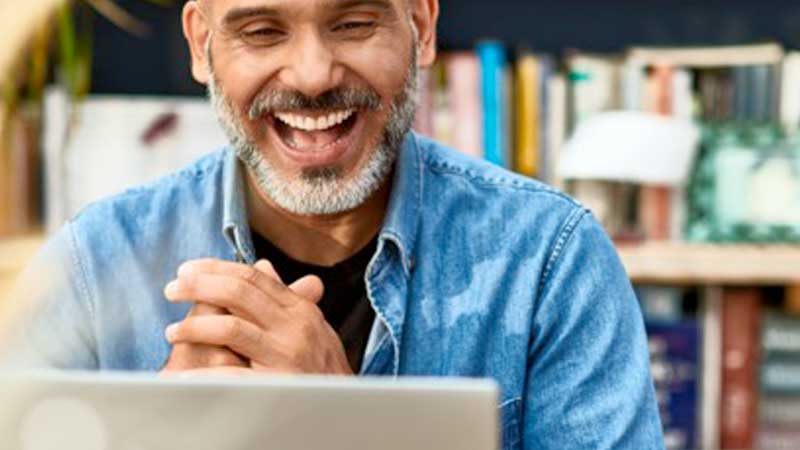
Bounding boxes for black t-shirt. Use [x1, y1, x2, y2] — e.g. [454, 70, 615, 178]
[251, 233, 378, 373]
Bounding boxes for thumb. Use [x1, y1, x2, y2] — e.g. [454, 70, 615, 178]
[289, 275, 324, 304]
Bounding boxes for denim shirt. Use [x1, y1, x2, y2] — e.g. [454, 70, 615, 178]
[5, 132, 664, 449]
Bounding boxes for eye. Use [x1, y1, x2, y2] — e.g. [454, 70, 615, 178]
[240, 27, 287, 46]
[243, 28, 282, 37]
[335, 21, 375, 31]
[333, 20, 377, 38]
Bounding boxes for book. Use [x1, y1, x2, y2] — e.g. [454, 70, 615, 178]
[700, 287, 722, 450]
[762, 312, 800, 355]
[545, 74, 567, 190]
[567, 53, 621, 129]
[536, 55, 556, 184]
[626, 43, 783, 68]
[430, 61, 453, 146]
[787, 285, 800, 314]
[761, 358, 800, 394]
[719, 287, 762, 450]
[444, 52, 482, 159]
[759, 395, 800, 425]
[638, 65, 674, 241]
[413, 67, 436, 138]
[780, 51, 800, 133]
[637, 286, 684, 322]
[646, 320, 700, 450]
[756, 426, 800, 450]
[476, 41, 509, 168]
[514, 49, 541, 177]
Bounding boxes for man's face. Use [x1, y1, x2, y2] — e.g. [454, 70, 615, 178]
[187, 0, 432, 215]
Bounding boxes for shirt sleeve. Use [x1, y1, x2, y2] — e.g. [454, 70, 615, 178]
[524, 210, 664, 450]
[0, 222, 99, 370]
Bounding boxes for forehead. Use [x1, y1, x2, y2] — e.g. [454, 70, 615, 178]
[205, 0, 403, 18]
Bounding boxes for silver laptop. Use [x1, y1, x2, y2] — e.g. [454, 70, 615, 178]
[0, 372, 499, 450]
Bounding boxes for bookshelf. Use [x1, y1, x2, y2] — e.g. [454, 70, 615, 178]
[617, 242, 800, 285]
[3, 235, 800, 289]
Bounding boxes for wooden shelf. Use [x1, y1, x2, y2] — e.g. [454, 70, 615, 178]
[2, 236, 799, 287]
[617, 242, 800, 285]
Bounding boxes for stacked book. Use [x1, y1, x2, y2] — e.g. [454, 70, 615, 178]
[757, 311, 800, 449]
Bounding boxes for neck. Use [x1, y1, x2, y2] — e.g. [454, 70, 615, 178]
[245, 171, 391, 267]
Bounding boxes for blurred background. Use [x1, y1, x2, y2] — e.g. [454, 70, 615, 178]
[2, 1, 800, 449]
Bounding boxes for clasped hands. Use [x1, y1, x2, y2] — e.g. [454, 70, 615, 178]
[160, 259, 353, 376]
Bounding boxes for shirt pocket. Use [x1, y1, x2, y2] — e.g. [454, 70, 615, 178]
[498, 397, 522, 450]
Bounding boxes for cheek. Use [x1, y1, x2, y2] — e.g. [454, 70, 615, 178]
[213, 47, 279, 122]
[334, 24, 413, 99]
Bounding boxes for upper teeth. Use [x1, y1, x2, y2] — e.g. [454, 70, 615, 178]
[275, 109, 355, 131]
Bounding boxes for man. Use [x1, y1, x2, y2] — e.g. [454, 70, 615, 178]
[2, 0, 664, 448]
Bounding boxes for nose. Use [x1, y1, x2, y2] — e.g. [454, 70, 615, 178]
[280, 30, 345, 99]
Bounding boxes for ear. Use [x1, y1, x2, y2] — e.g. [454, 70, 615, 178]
[182, 1, 212, 84]
[409, 0, 439, 68]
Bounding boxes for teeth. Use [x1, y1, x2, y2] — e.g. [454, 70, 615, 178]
[275, 109, 355, 132]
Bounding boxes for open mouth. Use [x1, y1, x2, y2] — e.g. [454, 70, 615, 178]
[270, 109, 360, 153]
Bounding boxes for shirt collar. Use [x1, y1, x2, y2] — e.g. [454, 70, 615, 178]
[221, 150, 256, 264]
[220, 132, 423, 272]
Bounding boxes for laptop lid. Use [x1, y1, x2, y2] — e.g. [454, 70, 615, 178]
[0, 372, 499, 450]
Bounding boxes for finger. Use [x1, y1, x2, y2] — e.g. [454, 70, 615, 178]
[254, 259, 283, 283]
[163, 344, 247, 371]
[165, 273, 282, 327]
[189, 302, 228, 316]
[180, 258, 296, 307]
[166, 315, 270, 363]
[289, 275, 324, 304]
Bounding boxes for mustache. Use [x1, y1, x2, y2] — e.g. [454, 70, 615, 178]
[248, 87, 383, 120]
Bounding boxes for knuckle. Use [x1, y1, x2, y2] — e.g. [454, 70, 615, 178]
[298, 320, 317, 341]
[223, 316, 243, 340]
[241, 266, 261, 285]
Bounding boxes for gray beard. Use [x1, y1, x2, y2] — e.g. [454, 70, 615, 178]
[206, 42, 419, 216]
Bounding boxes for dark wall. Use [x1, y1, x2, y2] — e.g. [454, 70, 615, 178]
[438, 0, 800, 52]
[90, 0, 800, 95]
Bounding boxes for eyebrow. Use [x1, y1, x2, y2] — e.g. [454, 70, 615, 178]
[222, 0, 396, 26]
[222, 6, 280, 26]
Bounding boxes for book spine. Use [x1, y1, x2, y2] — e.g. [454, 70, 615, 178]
[720, 287, 762, 450]
[700, 287, 722, 450]
[759, 396, 800, 425]
[646, 320, 700, 450]
[638, 66, 674, 241]
[445, 52, 482, 159]
[476, 41, 508, 167]
[762, 313, 800, 355]
[756, 426, 800, 450]
[432, 62, 453, 147]
[546, 74, 567, 191]
[780, 53, 800, 133]
[514, 51, 540, 177]
[413, 67, 436, 138]
[787, 285, 800, 315]
[537, 56, 554, 184]
[760, 358, 800, 394]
